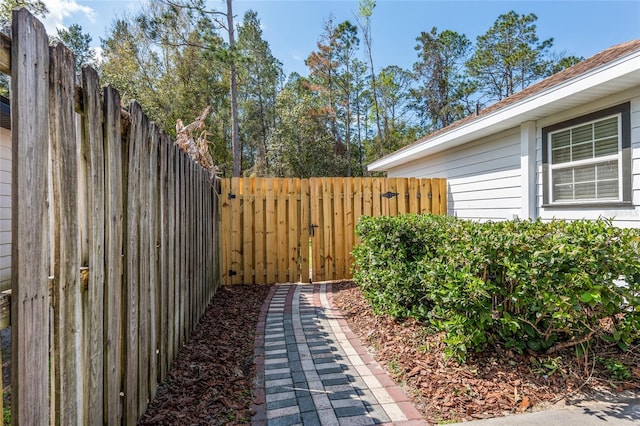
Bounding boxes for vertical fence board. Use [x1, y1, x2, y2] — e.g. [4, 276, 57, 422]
[431, 177, 441, 215]
[322, 178, 333, 280]
[220, 179, 230, 285]
[396, 178, 407, 215]
[179, 153, 187, 343]
[159, 135, 169, 382]
[243, 178, 254, 283]
[310, 179, 322, 282]
[300, 179, 310, 283]
[439, 178, 447, 214]
[230, 178, 241, 284]
[333, 178, 344, 279]
[276, 180, 287, 282]
[137, 115, 151, 417]
[103, 85, 124, 425]
[420, 178, 432, 214]
[81, 65, 106, 425]
[168, 146, 178, 362]
[287, 179, 298, 282]
[265, 180, 277, 283]
[344, 178, 354, 278]
[254, 179, 265, 283]
[353, 178, 363, 245]
[11, 9, 50, 425]
[50, 41, 82, 425]
[148, 126, 159, 401]
[408, 178, 419, 214]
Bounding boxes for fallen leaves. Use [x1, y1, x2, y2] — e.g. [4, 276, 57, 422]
[139, 284, 272, 425]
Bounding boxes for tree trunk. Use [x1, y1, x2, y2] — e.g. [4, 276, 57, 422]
[227, 0, 241, 176]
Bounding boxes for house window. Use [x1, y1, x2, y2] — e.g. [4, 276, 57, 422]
[542, 103, 631, 206]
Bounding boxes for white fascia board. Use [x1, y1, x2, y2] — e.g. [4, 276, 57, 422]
[369, 52, 640, 172]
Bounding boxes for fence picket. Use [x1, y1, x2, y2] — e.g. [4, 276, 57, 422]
[11, 9, 50, 424]
[103, 85, 124, 424]
[81, 65, 106, 425]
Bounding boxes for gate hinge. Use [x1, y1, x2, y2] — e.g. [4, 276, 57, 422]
[228, 193, 236, 199]
[228, 270, 237, 276]
[428, 192, 432, 199]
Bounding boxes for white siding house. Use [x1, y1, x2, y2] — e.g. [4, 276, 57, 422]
[369, 40, 640, 228]
[0, 95, 10, 289]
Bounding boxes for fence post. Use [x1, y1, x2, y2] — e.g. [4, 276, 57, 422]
[10, 8, 50, 426]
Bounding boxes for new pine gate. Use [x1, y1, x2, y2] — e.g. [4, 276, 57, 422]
[220, 177, 447, 285]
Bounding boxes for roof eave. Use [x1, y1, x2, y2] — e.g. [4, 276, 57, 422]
[368, 51, 640, 172]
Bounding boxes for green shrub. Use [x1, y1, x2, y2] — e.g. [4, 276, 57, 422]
[353, 215, 640, 362]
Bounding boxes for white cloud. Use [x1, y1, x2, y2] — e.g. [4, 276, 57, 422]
[41, 0, 96, 34]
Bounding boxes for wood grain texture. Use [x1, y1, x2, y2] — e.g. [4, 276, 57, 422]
[125, 101, 143, 422]
[11, 9, 50, 425]
[81, 65, 106, 425]
[50, 41, 82, 426]
[103, 85, 124, 425]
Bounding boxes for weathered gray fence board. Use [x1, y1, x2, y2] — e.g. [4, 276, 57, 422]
[81, 65, 106, 425]
[148, 124, 159, 401]
[10, 8, 50, 425]
[159, 134, 169, 382]
[104, 85, 124, 425]
[50, 41, 82, 425]
[137, 111, 151, 417]
[125, 101, 142, 422]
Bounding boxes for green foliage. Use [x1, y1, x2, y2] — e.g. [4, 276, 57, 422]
[354, 215, 640, 362]
[412, 27, 475, 131]
[0, 0, 47, 27]
[466, 10, 554, 102]
[601, 358, 631, 381]
[55, 24, 96, 72]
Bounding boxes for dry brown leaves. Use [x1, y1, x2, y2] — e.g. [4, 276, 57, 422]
[139, 284, 272, 426]
[175, 106, 218, 177]
[332, 281, 640, 424]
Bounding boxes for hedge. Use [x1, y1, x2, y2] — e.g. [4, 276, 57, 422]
[353, 215, 640, 362]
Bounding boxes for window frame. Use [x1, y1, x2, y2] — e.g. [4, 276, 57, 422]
[542, 102, 631, 207]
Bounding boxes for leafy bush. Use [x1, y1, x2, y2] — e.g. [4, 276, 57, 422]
[353, 215, 640, 362]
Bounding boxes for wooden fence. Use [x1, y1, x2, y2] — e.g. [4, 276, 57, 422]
[5, 9, 220, 425]
[220, 177, 447, 285]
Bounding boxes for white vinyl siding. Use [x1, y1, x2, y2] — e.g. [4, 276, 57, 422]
[537, 90, 640, 228]
[386, 129, 522, 221]
[0, 127, 10, 290]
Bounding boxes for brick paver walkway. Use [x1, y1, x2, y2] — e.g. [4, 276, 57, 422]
[252, 283, 426, 425]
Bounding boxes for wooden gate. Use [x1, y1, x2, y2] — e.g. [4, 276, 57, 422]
[220, 177, 446, 284]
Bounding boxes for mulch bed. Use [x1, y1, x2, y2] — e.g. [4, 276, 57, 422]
[139, 284, 272, 425]
[331, 281, 640, 424]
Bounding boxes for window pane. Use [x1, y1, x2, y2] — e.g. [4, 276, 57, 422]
[552, 147, 571, 164]
[572, 142, 593, 161]
[597, 161, 618, 180]
[552, 169, 573, 185]
[594, 137, 618, 157]
[574, 164, 595, 183]
[571, 124, 592, 144]
[574, 182, 596, 199]
[553, 184, 574, 202]
[551, 130, 570, 149]
[594, 117, 617, 139]
[597, 180, 619, 199]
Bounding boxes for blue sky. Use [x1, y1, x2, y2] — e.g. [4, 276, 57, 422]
[40, 0, 640, 77]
